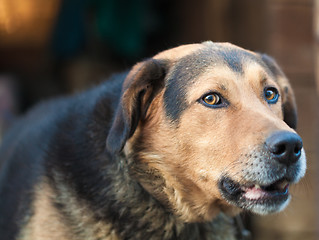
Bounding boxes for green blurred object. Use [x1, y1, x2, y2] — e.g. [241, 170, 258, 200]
[52, 0, 156, 59]
[93, 0, 150, 58]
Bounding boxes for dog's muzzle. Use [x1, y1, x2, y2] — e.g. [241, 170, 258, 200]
[219, 131, 306, 215]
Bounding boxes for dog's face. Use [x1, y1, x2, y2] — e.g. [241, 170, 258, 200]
[107, 42, 306, 222]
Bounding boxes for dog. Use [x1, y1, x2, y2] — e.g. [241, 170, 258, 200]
[0, 42, 306, 240]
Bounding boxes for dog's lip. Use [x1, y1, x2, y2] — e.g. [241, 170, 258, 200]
[219, 177, 290, 203]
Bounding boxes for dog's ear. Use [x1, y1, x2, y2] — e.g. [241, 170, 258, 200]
[260, 54, 298, 129]
[106, 59, 167, 153]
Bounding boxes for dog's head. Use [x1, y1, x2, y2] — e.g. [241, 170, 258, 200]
[107, 42, 306, 222]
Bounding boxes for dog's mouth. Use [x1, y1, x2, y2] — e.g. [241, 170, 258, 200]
[240, 179, 289, 200]
[219, 177, 290, 214]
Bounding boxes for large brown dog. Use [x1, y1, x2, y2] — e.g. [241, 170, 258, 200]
[0, 42, 306, 240]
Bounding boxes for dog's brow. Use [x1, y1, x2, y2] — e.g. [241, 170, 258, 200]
[219, 49, 244, 74]
[261, 77, 268, 85]
[219, 84, 227, 91]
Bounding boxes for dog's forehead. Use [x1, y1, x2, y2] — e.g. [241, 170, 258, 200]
[170, 42, 264, 81]
[162, 42, 269, 122]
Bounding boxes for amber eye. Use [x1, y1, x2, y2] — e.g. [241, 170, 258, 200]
[264, 87, 279, 104]
[202, 93, 222, 106]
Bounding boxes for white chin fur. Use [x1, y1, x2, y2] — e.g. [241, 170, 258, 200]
[249, 195, 291, 215]
[248, 149, 306, 215]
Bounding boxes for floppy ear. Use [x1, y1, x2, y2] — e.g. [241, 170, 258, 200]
[106, 59, 167, 154]
[260, 54, 298, 129]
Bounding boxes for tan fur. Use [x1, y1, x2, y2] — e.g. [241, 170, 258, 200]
[19, 179, 119, 240]
[18, 181, 72, 240]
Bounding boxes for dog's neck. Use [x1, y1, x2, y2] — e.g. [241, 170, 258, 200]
[102, 153, 237, 240]
[48, 151, 236, 240]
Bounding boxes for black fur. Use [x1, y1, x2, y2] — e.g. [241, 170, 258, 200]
[0, 75, 124, 239]
[0, 95, 76, 239]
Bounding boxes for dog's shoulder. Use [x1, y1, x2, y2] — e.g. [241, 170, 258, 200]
[0, 73, 126, 239]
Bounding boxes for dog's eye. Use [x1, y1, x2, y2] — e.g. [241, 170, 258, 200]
[264, 87, 279, 104]
[202, 93, 223, 107]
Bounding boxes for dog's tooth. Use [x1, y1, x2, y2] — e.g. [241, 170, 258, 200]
[254, 184, 261, 189]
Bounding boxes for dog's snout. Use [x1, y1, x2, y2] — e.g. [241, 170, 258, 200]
[265, 131, 303, 166]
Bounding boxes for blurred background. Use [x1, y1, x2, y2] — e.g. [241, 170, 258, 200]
[0, 0, 318, 239]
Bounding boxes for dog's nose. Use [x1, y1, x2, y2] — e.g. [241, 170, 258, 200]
[265, 131, 303, 166]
